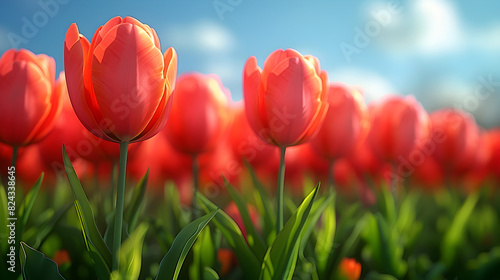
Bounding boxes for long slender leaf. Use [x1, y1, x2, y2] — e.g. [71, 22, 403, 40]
[124, 169, 149, 232]
[441, 192, 479, 266]
[20, 242, 65, 280]
[0, 184, 8, 255]
[259, 184, 320, 280]
[19, 173, 44, 230]
[62, 144, 111, 277]
[156, 210, 217, 280]
[196, 193, 261, 280]
[203, 267, 220, 280]
[244, 160, 275, 240]
[315, 193, 336, 277]
[111, 223, 148, 279]
[224, 178, 267, 260]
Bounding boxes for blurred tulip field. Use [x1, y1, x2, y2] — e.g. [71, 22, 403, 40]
[1, 1, 500, 280]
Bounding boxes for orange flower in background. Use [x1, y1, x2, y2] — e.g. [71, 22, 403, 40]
[310, 83, 369, 161]
[165, 73, 230, 155]
[429, 109, 479, 175]
[339, 258, 361, 280]
[367, 96, 430, 163]
[243, 48, 329, 147]
[0, 49, 61, 147]
[64, 16, 177, 143]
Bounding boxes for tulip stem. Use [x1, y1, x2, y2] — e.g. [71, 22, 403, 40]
[11, 146, 18, 168]
[192, 155, 199, 218]
[112, 142, 129, 271]
[327, 161, 334, 191]
[277, 146, 286, 233]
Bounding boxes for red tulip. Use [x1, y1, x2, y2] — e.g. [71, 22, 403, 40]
[429, 109, 479, 174]
[0, 49, 61, 147]
[338, 258, 361, 280]
[310, 83, 369, 161]
[165, 73, 230, 155]
[367, 95, 430, 163]
[243, 49, 329, 147]
[64, 16, 177, 143]
[486, 129, 500, 182]
[228, 101, 278, 169]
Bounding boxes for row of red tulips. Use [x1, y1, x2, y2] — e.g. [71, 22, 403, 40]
[0, 41, 498, 199]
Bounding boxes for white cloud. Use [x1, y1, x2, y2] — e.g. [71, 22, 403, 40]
[375, 0, 463, 54]
[329, 68, 398, 102]
[163, 20, 235, 54]
[375, 0, 500, 55]
[470, 24, 500, 51]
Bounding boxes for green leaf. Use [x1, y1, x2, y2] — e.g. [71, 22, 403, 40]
[441, 192, 479, 266]
[196, 193, 261, 280]
[377, 185, 396, 225]
[62, 144, 111, 278]
[315, 193, 336, 276]
[112, 223, 148, 279]
[203, 267, 220, 280]
[20, 242, 65, 280]
[18, 173, 44, 230]
[224, 178, 267, 260]
[124, 169, 149, 232]
[156, 210, 217, 280]
[0, 184, 8, 254]
[362, 213, 407, 277]
[299, 191, 334, 253]
[244, 160, 275, 240]
[259, 184, 320, 280]
[190, 227, 216, 280]
[364, 271, 399, 280]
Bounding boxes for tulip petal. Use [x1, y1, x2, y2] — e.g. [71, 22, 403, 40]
[92, 23, 166, 141]
[243, 56, 268, 141]
[131, 84, 173, 142]
[264, 57, 323, 146]
[261, 49, 302, 87]
[64, 23, 118, 142]
[0, 61, 52, 146]
[163, 47, 178, 92]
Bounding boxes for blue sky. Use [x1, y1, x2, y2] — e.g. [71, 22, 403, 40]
[1, 0, 500, 127]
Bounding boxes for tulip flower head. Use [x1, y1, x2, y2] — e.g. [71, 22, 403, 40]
[310, 82, 369, 161]
[64, 16, 177, 143]
[0, 49, 61, 147]
[243, 49, 329, 147]
[165, 72, 230, 156]
[429, 109, 479, 174]
[367, 95, 430, 163]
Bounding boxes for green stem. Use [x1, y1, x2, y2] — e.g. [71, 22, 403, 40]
[110, 160, 117, 207]
[112, 142, 129, 271]
[327, 160, 334, 191]
[11, 146, 18, 168]
[277, 146, 286, 233]
[192, 155, 199, 217]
